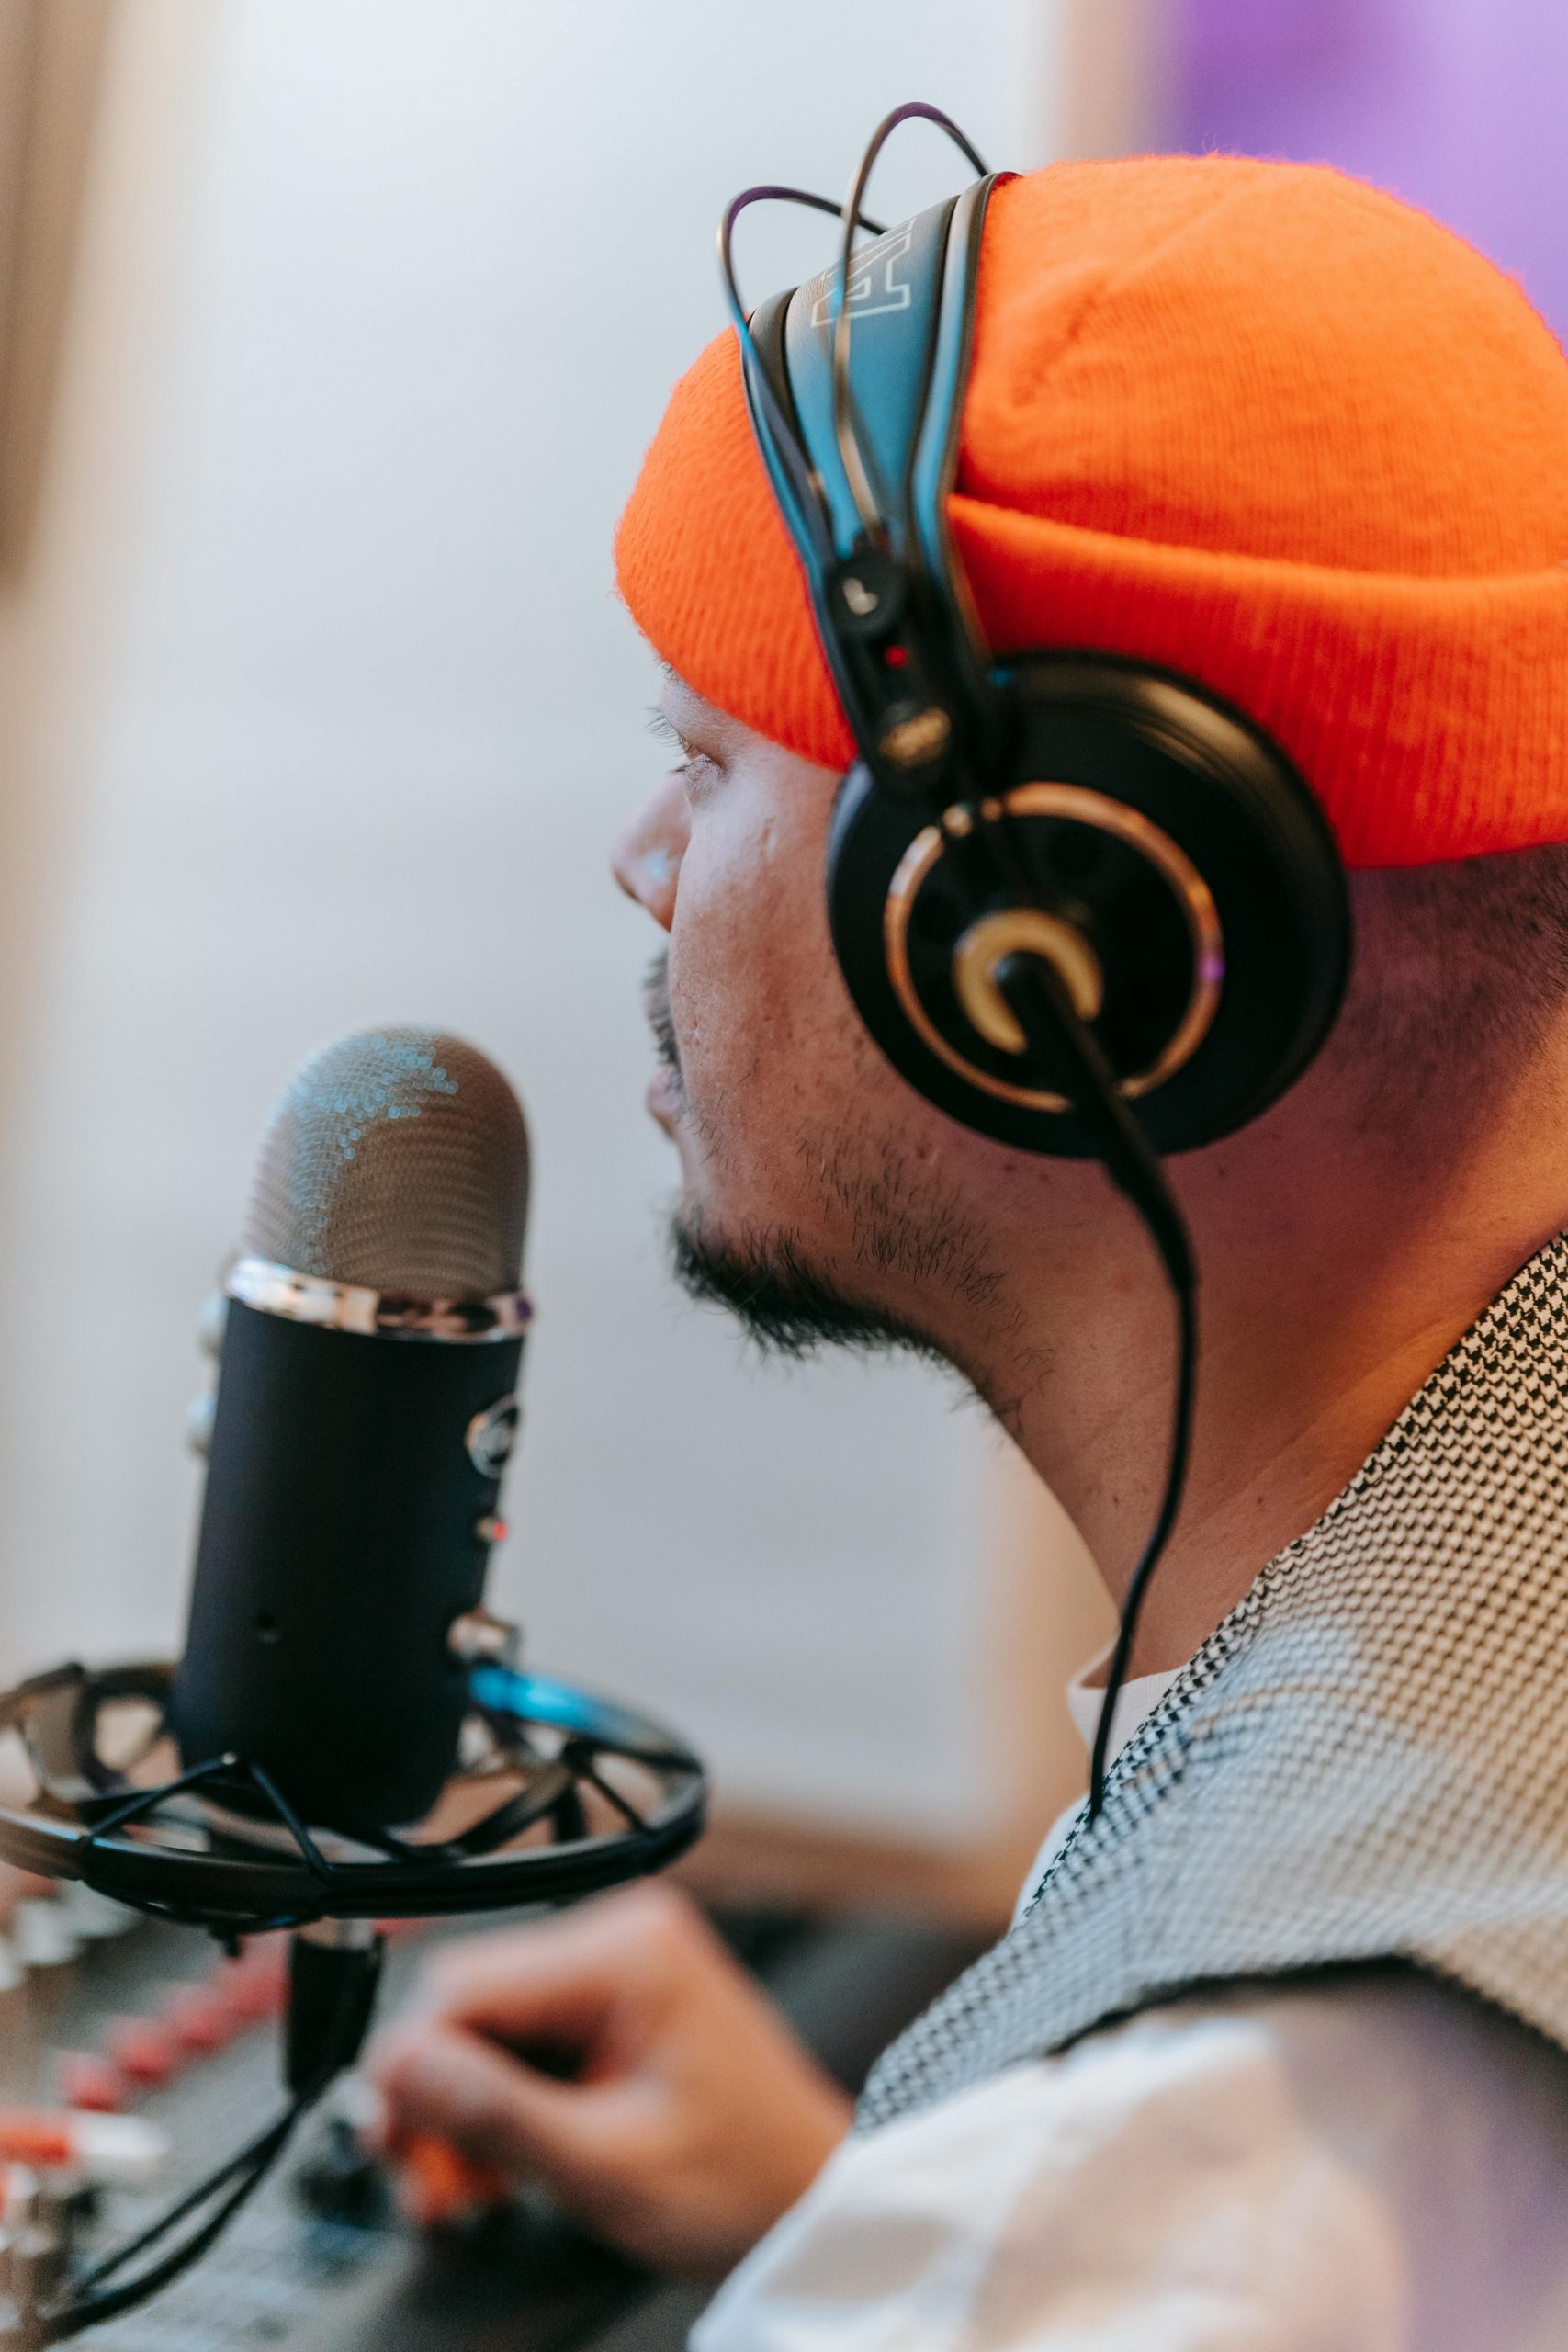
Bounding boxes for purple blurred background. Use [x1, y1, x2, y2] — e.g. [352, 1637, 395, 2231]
[1172, 0, 1568, 345]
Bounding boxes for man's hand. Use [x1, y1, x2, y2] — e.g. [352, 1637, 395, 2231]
[367, 1882, 853, 2279]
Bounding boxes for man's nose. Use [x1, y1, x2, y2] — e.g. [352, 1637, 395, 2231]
[612, 776, 689, 932]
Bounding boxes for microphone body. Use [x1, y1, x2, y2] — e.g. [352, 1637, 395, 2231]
[168, 1301, 521, 1832]
[164, 1026, 533, 1838]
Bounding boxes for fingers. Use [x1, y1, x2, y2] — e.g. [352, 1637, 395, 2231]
[365, 1884, 855, 2278]
[370, 2011, 662, 2233]
[400, 1883, 723, 2044]
[372, 2018, 583, 2172]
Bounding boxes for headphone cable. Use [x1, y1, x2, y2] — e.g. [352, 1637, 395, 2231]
[998, 955, 1198, 1821]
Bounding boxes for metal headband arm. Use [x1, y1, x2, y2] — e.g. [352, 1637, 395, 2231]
[830, 102, 989, 545]
[717, 184, 888, 571]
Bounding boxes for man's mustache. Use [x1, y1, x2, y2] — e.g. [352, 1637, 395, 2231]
[644, 950, 683, 1083]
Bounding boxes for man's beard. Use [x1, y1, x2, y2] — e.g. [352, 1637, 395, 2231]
[669, 1210, 944, 1365]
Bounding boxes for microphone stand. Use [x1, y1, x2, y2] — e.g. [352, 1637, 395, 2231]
[0, 1660, 705, 2344]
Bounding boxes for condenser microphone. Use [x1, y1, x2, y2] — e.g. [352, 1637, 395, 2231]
[166, 1027, 533, 1835]
[0, 1026, 703, 2345]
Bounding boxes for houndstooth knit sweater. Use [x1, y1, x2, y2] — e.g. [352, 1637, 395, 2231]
[859, 1231, 1568, 2130]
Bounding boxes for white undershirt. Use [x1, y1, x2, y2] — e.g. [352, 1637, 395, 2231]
[1011, 1651, 1180, 1921]
[694, 1657, 1568, 2352]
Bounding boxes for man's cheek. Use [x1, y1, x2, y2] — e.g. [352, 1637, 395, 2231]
[673, 870, 775, 1070]
[676, 969, 765, 1136]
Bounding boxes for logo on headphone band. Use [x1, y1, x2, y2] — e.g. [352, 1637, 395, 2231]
[809, 222, 915, 326]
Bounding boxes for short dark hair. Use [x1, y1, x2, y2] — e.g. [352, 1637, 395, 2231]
[1343, 843, 1568, 1095]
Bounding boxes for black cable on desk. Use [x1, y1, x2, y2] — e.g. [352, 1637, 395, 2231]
[14, 1931, 383, 2347]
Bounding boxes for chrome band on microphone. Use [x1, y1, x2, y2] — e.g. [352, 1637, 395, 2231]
[224, 1252, 533, 1343]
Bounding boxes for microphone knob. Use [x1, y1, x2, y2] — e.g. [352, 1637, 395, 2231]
[465, 1396, 521, 1477]
[446, 1609, 521, 1668]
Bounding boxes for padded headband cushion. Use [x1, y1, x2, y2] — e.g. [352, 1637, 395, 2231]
[615, 155, 1568, 868]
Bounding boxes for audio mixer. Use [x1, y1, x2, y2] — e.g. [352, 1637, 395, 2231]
[0, 1890, 984, 2349]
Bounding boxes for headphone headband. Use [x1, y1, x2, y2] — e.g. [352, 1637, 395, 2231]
[731, 164, 1010, 799]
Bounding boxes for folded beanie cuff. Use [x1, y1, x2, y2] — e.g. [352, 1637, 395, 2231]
[621, 479, 1568, 869]
[953, 505, 1568, 867]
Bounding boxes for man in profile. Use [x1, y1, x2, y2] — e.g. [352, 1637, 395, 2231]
[372, 156, 1568, 2345]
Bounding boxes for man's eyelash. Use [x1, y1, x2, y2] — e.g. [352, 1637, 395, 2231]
[645, 707, 694, 756]
[646, 706, 717, 789]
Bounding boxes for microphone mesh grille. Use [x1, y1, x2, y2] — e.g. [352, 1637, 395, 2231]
[243, 1028, 529, 1296]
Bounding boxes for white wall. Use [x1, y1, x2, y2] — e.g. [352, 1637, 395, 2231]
[0, 0, 1066, 1841]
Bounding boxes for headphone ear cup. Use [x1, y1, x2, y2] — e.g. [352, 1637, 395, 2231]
[826, 659, 1351, 1158]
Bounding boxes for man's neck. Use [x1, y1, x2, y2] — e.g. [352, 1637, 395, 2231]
[964, 1100, 1568, 1680]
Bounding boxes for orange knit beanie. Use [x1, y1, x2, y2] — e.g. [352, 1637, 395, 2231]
[615, 156, 1568, 867]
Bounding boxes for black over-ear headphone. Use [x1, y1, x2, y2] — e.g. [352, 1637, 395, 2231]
[718, 106, 1353, 1814]
[720, 107, 1351, 1163]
